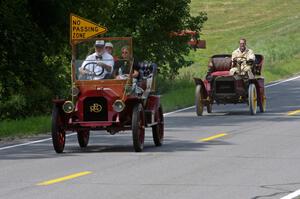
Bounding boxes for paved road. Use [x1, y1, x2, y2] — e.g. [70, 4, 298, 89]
[1, 77, 300, 199]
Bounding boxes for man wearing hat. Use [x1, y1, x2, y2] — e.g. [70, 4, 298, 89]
[79, 40, 114, 80]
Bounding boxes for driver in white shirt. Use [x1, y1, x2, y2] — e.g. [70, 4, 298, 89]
[79, 40, 114, 80]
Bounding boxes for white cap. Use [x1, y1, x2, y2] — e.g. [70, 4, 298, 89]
[105, 42, 113, 48]
[95, 40, 105, 47]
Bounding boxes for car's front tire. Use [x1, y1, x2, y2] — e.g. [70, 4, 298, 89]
[248, 84, 257, 115]
[132, 104, 145, 152]
[195, 85, 204, 116]
[51, 105, 66, 153]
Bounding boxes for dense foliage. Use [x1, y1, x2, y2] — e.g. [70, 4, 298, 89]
[0, 0, 206, 119]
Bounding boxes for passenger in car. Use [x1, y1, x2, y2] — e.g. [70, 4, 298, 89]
[230, 38, 255, 79]
[114, 46, 139, 79]
[104, 42, 119, 62]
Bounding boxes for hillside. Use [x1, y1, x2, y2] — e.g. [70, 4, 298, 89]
[180, 0, 300, 82]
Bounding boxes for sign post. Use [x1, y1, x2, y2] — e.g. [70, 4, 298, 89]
[70, 13, 107, 44]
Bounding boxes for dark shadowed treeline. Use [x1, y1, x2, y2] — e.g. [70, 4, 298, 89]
[0, 0, 206, 120]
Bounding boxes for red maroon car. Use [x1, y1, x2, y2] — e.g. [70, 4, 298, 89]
[51, 37, 164, 153]
[194, 54, 266, 115]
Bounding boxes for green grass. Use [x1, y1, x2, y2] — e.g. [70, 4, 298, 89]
[0, 116, 50, 139]
[158, 79, 195, 112]
[161, 0, 300, 111]
[184, 0, 300, 80]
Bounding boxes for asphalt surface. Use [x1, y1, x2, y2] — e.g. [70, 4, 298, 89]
[0, 77, 300, 199]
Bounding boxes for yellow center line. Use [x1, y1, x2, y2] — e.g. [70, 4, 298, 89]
[199, 133, 228, 142]
[37, 171, 92, 186]
[287, 109, 300, 116]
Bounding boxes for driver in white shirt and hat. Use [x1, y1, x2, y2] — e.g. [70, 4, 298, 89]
[79, 40, 114, 80]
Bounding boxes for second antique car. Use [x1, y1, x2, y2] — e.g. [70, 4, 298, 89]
[194, 54, 266, 115]
[51, 37, 164, 153]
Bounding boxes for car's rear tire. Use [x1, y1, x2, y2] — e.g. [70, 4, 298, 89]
[259, 94, 266, 113]
[195, 85, 204, 116]
[77, 130, 90, 148]
[132, 104, 145, 152]
[51, 105, 66, 153]
[207, 103, 212, 113]
[248, 84, 257, 115]
[152, 104, 164, 146]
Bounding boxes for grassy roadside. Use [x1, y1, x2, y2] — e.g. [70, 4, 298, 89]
[162, 0, 300, 114]
[0, 116, 51, 140]
[1, 0, 300, 139]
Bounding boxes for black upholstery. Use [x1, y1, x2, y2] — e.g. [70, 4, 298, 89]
[211, 54, 232, 72]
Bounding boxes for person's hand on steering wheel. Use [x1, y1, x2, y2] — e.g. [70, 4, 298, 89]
[237, 57, 247, 65]
[83, 62, 105, 78]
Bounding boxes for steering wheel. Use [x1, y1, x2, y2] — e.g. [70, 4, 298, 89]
[83, 62, 104, 77]
[235, 57, 247, 65]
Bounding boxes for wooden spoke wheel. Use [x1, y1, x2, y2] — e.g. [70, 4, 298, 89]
[259, 94, 267, 113]
[207, 102, 212, 113]
[77, 130, 90, 148]
[51, 106, 66, 153]
[132, 104, 145, 152]
[152, 104, 164, 146]
[248, 83, 258, 115]
[195, 85, 204, 116]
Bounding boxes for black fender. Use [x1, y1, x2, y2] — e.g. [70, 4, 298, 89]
[193, 77, 209, 99]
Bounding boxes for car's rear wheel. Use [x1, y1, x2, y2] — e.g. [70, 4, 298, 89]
[152, 104, 164, 146]
[132, 104, 145, 152]
[248, 84, 257, 115]
[195, 85, 204, 116]
[259, 94, 267, 113]
[77, 130, 90, 148]
[51, 105, 66, 153]
[207, 103, 212, 113]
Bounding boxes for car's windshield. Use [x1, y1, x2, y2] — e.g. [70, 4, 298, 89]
[74, 38, 133, 81]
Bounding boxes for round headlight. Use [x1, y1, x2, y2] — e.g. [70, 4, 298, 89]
[71, 87, 80, 97]
[113, 100, 125, 112]
[62, 101, 74, 113]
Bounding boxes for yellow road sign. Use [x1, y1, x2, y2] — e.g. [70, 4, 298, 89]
[70, 14, 107, 43]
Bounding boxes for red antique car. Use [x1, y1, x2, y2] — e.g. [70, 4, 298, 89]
[194, 54, 266, 115]
[51, 37, 164, 153]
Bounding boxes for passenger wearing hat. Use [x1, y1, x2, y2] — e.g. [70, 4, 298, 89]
[105, 42, 119, 62]
[104, 42, 113, 55]
[79, 40, 114, 80]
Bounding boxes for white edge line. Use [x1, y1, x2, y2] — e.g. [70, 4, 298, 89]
[0, 133, 77, 151]
[280, 189, 300, 199]
[1, 75, 300, 151]
[163, 106, 195, 116]
[265, 75, 300, 88]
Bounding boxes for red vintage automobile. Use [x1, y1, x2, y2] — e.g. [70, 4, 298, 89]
[51, 37, 164, 153]
[194, 54, 266, 115]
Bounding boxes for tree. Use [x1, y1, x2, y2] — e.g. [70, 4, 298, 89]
[0, 0, 206, 119]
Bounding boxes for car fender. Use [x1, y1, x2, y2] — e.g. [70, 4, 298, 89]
[193, 77, 209, 98]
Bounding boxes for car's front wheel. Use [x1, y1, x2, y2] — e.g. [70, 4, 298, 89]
[132, 104, 145, 152]
[195, 85, 204, 116]
[248, 84, 257, 115]
[51, 105, 66, 153]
